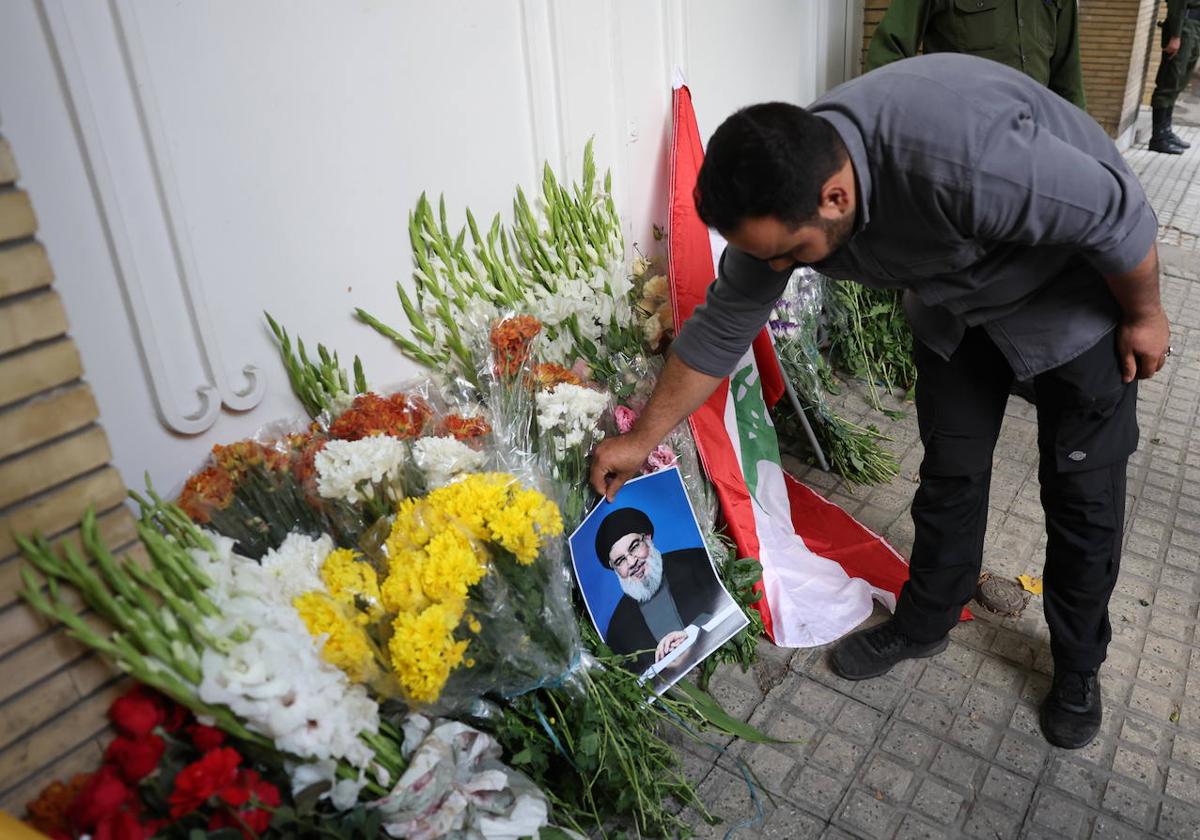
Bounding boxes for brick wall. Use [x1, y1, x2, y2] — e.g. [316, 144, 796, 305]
[0, 135, 133, 816]
[1080, 0, 1161, 136]
[862, 0, 892, 69]
[858, 0, 1160, 137]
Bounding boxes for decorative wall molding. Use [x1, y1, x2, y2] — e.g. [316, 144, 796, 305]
[37, 0, 264, 435]
[113, 0, 265, 414]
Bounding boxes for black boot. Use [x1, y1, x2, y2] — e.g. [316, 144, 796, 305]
[1164, 105, 1191, 149]
[829, 619, 948, 680]
[1039, 669, 1102, 749]
[1151, 107, 1186, 154]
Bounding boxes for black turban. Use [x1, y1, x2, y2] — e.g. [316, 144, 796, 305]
[594, 507, 654, 569]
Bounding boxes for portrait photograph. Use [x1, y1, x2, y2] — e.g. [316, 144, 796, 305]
[568, 467, 748, 694]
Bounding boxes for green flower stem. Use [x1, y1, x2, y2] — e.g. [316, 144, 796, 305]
[360, 731, 405, 779]
[125, 562, 217, 651]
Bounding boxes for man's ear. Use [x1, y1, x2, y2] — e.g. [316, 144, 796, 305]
[818, 163, 854, 219]
[819, 182, 851, 219]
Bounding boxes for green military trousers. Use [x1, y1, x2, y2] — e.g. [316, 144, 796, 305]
[1152, 18, 1200, 109]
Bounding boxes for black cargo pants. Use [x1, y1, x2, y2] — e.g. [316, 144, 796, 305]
[893, 326, 1138, 672]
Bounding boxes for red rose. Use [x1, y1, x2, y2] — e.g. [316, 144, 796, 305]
[108, 686, 167, 737]
[168, 747, 241, 818]
[66, 766, 132, 831]
[208, 768, 281, 837]
[93, 808, 155, 840]
[186, 722, 226, 752]
[162, 699, 189, 733]
[104, 733, 165, 783]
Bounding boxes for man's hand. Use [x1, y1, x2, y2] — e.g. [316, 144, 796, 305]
[590, 434, 653, 501]
[1167, 36, 1183, 58]
[654, 630, 689, 663]
[1117, 308, 1171, 382]
[588, 353, 724, 501]
[1106, 244, 1169, 382]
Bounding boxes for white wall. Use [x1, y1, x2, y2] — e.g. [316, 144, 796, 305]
[0, 0, 856, 493]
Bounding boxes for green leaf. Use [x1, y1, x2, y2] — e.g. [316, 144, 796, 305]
[577, 730, 601, 760]
[205, 830, 244, 840]
[668, 680, 783, 743]
[364, 808, 384, 837]
[538, 828, 578, 840]
[293, 780, 331, 814]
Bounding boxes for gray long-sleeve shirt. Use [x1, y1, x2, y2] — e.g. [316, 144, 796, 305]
[673, 54, 1158, 382]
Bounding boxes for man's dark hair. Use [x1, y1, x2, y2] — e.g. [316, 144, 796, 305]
[695, 102, 847, 234]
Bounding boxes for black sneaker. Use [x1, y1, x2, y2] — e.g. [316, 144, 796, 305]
[1039, 669, 1102, 749]
[1168, 129, 1191, 149]
[829, 619, 949, 680]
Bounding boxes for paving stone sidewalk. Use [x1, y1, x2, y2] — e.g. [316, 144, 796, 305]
[680, 126, 1200, 839]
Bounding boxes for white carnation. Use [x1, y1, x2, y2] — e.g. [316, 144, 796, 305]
[259, 531, 333, 603]
[536, 383, 608, 433]
[412, 436, 487, 489]
[315, 436, 408, 502]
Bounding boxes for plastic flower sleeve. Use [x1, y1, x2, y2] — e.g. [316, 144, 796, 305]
[770, 267, 829, 417]
[174, 420, 362, 560]
[368, 715, 562, 839]
[480, 312, 542, 460]
[325, 470, 581, 715]
[602, 352, 718, 534]
[770, 268, 900, 485]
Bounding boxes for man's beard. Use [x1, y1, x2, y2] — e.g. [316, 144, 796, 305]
[819, 210, 855, 256]
[619, 545, 665, 604]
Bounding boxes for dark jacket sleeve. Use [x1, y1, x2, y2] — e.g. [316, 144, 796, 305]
[605, 598, 655, 672]
[671, 247, 792, 378]
[1049, 0, 1087, 109]
[865, 0, 931, 72]
[665, 548, 725, 624]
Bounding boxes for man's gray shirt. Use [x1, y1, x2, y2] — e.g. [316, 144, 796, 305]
[672, 54, 1158, 382]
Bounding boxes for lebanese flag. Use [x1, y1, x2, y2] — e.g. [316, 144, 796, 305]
[668, 82, 922, 645]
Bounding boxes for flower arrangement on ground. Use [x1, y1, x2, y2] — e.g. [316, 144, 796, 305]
[17, 145, 777, 839]
[18, 492, 564, 838]
[769, 267, 901, 486]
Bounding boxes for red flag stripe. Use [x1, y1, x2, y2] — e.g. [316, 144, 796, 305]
[668, 85, 777, 638]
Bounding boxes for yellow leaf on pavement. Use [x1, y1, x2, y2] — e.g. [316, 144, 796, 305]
[1017, 574, 1043, 595]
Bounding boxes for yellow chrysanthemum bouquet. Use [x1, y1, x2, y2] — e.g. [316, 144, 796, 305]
[294, 471, 580, 709]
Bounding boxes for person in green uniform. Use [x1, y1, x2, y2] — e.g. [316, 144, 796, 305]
[866, 0, 1086, 110]
[1149, 0, 1200, 154]
[866, 1, 1087, 406]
